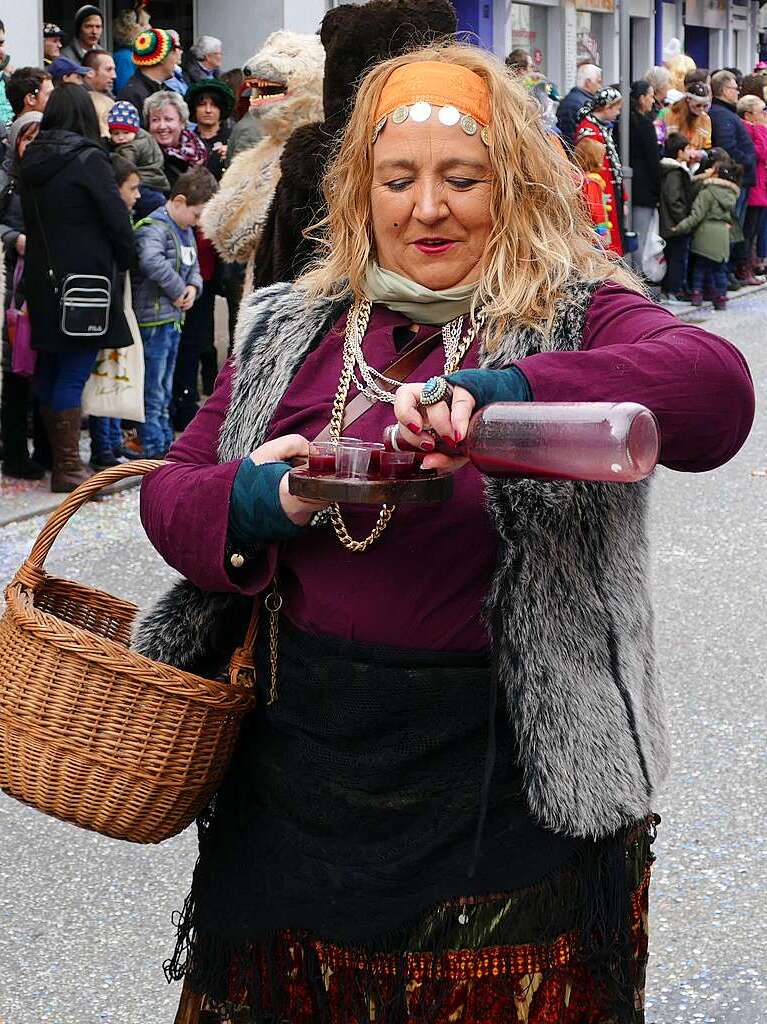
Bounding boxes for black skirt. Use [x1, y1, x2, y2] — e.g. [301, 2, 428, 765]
[168, 621, 653, 1023]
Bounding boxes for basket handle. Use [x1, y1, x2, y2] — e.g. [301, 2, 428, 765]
[16, 460, 168, 582]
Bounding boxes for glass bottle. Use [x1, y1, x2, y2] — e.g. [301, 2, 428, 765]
[383, 402, 660, 483]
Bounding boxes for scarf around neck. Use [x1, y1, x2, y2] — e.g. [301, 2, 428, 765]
[363, 262, 477, 325]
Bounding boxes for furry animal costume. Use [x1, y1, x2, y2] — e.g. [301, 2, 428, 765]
[199, 32, 324, 291]
[251, 0, 458, 289]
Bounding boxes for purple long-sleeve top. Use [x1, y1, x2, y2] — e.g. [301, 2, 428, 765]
[140, 283, 754, 651]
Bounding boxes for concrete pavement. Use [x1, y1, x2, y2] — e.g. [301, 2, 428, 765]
[0, 292, 766, 1022]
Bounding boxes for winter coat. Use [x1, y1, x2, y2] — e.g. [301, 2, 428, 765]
[710, 98, 756, 187]
[60, 40, 90, 64]
[743, 120, 767, 206]
[112, 129, 170, 193]
[117, 71, 170, 126]
[672, 177, 740, 262]
[575, 114, 624, 256]
[582, 173, 612, 247]
[0, 162, 25, 256]
[19, 129, 136, 353]
[131, 204, 203, 326]
[556, 86, 593, 146]
[197, 125, 231, 181]
[226, 111, 263, 164]
[114, 47, 134, 95]
[629, 111, 661, 208]
[181, 55, 218, 89]
[658, 158, 696, 238]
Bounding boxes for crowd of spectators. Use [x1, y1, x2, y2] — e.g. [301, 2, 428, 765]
[1, 16, 766, 491]
[0, 7, 256, 489]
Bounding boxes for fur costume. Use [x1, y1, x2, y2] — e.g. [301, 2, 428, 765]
[135, 281, 670, 840]
[251, 0, 458, 289]
[199, 32, 324, 290]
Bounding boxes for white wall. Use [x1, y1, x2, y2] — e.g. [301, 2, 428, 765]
[3, 0, 43, 67]
[283, 0, 327, 35]
[194, 0, 283, 70]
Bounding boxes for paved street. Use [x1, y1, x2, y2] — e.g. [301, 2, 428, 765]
[0, 292, 766, 1023]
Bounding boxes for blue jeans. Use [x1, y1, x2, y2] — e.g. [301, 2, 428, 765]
[89, 416, 123, 455]
[692, 255, 728, 297]
[36, 349, 98, 411]
[138, 322, 181, 456]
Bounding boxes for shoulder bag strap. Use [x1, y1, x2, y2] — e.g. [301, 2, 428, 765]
[30, 187, 59, 295]
[313, 325, 445, 442]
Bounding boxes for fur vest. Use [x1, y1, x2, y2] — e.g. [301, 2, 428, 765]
[135, 281, 670, 839]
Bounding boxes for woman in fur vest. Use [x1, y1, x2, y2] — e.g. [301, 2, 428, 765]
[138, 45, 754, 1024]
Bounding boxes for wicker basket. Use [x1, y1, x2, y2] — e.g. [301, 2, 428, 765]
[0, 461, 256, 844]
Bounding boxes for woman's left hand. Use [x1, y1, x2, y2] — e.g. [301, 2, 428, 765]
[393, 382, 476, 472]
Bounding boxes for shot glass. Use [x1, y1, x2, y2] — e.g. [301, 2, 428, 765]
[335, 440, 384, 479]
[379, 450, 417, 479]
[308, 441, 337, 476]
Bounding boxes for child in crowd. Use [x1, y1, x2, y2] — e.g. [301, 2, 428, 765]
[671, 157, 743, 310]
[88, 154, 143, 468]
[107, 100, 169, 217]
[573, 137, 613, 249]
[658, 132, 697, 301]
[132, 166, 217, 459]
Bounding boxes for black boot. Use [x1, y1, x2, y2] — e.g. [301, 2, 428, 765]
[0, 365, 44, 477]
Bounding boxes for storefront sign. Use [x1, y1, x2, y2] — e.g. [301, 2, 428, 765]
[575, 0, 615, 12]
[685, 0, 726, 29]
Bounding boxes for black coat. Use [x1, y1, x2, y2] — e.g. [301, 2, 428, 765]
[117, 71, 170, 126]
[629, 112, 661, 207]
[20, 130, 137, 353]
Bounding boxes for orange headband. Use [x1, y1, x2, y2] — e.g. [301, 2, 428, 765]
[373, 61, 491, 135]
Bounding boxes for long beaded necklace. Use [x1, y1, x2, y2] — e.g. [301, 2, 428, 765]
[317, 299, 483, 553]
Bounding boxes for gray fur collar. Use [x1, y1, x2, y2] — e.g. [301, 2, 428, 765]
[137, 280, 669, 839]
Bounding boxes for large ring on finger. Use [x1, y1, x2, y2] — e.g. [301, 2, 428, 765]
[420, 376, 453, 407]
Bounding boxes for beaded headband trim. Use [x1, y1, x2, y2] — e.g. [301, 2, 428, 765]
[372, 61, 491, 146]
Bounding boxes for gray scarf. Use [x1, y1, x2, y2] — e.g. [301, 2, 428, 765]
[363, 262, 477, 324]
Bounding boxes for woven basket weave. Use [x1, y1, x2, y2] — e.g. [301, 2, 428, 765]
[0, 461, 256, 844]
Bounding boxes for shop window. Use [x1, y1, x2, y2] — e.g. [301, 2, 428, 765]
[510, 3, 548, 74]
[576, 12, 603, 67]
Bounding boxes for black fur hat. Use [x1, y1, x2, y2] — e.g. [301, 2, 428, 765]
[253, 0, 457, 287]
[320, 0, 457, 124]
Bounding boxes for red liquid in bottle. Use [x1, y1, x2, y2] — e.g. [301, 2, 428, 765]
[383, 403, 660, 484]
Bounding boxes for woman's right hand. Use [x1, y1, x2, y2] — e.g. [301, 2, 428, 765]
[249, 434, 330, 527]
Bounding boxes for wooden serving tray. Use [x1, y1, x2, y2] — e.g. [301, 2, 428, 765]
[288, 468, 454, 504]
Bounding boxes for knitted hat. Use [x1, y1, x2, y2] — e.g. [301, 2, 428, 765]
[133, 28, 173, 67]
[43, 23, 65, 39]
[186, 78, 235, 120]
[108, 100, 141, 134]
[74, 5, 102, 37]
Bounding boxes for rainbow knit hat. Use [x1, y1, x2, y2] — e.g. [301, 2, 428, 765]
[133, 28, 173, 67]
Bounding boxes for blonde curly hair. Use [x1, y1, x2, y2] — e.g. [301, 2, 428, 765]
[299, 42, 639, 347]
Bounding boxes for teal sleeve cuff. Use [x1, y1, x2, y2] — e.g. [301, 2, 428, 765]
[444, 366, 532, 409]
[228, 458, 306, 548]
